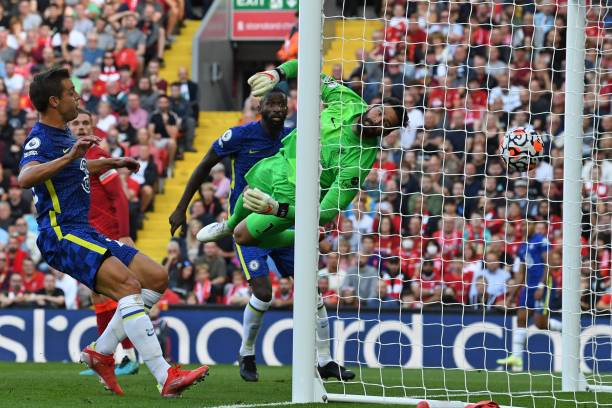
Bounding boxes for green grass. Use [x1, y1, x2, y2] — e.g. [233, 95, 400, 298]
[1, 363, 611, 407]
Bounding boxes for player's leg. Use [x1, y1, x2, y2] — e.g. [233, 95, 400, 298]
[533, 284, 562, 332]
[82, 235, 207, 396]
[272, 247, 354, 381]
[236, 245, 273, 382]
[234, 212, 295, 247]
[497, 288, 531, 371]
[90, 256, 172, 388]
[79, 293, 138, 376]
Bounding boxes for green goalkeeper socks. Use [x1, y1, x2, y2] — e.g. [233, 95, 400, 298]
[227, 194, 252, 230]
[257, 230, 295, 249]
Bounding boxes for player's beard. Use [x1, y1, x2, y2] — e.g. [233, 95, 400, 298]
[262, 111, 285, 130]
[357, 114, 382, 139]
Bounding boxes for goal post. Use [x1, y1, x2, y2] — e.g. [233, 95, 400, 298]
[292, 0, 612, 406]
[561, 0, 586, 393]
[292, 0, 323, 403]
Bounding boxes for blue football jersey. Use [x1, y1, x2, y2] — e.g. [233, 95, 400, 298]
[19, 122, 91, 230]
[212, 121, 292, 212]
[518, 233, 550, 286]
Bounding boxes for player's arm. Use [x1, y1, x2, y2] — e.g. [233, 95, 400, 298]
[18, 136, 100, 189]
[248, 59, 364, 106]
[87, 157, 140, 175]
[100, 170, 131, 238]
[169, 146, 222, 236]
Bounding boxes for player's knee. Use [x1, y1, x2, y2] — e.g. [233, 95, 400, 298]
[251, 278, 272, 303]
[149, 264, 168, 293]
[118, 276, 142, 297]
[234, 224, 255, 246]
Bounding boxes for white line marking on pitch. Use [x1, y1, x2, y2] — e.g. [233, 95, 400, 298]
[209, 402, 293, 408]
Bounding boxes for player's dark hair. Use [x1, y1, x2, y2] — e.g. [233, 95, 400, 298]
[77, 108, 92, 118]
[261, 88, 288, 104]
[30, 67, 71, 113]
[382, 96, 407, 128]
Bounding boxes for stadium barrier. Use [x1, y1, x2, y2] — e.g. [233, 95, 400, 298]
[0, 308, 610, 372]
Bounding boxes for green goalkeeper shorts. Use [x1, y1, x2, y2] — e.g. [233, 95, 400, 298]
[244, 155, 295, 240]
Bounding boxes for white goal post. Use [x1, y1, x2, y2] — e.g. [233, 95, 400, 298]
[292, 0, 611, 406]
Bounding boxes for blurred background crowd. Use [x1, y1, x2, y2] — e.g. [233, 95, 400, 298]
[0, 0, 610, 314]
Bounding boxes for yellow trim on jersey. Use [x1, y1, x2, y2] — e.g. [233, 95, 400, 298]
[49, 211, 63, 239]
[235, 243, 250, 280]
[45, 180, 61, 213]
[230, 158, 235, 190]
[65, 234, 106, 254]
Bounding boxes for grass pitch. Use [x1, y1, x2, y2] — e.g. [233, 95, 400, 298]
[1, 362, 611, 407]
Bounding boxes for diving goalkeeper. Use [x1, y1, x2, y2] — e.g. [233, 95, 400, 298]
[197, 59, 405, 246]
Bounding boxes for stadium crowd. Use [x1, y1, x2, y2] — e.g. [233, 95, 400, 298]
[0, 0, 201, 309]
[0, 0, 610, 313]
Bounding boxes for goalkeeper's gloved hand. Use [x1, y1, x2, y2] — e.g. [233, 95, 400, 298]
[247, 69, 280, 97]
[243, 187, 279, 215]
[243, 187, 290, 218]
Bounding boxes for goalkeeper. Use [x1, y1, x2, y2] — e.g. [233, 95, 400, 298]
[197, 59, 405, 247]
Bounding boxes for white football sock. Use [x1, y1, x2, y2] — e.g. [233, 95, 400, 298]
[141, 288, 163, 311]
[512, 327, 527, 360]
[118, 294, 170, 385]
[548, 318, 562, 332]
[316, 295, 333, 367]
[95, 308, 124, 355]
[93, 289, 163, 356]
[239, 295, 270, 357]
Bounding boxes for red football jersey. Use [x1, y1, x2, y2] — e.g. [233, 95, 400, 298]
[85, 146, 130, 240]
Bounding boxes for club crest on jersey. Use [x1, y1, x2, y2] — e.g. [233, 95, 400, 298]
[248, 260, 260, 271]
[80, 159, 90, 193]
[25, 137, 41, 150]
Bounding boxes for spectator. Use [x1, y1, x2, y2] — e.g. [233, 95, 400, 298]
[197, 242, 228, 301]
[368, 279, 401, 309]
[224, 270, 250, 306]
[211, 163, 230, 201]
[410, 259, 443, 306]
[318, 252, 347, 294]
[469, 252, 511, 306]
[0, 273, 29, 308]
[341, 254, 379, 302]
[0, 253, 9, 290]
[51, 268, 78, 310]
[271, 277, 294, 308]
[126, 92, 148, 130]
[177, 67, 199, 123]
[163, 240, 191, 299]
[318, 276, 338, 306]
[187, 263, 213, 305]
[184, 219, 203, 262]
[148, 94, 179, 161]
[21, 258, 44, 293]
[31, 274, 65, 309]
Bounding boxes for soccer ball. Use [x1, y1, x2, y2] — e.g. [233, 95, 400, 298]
[500, 126, 544, 172]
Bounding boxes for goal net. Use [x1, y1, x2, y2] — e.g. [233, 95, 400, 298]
[303, 0, 612, 406]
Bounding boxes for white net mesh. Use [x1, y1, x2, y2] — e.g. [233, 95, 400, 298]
[316, 0, 612, 406]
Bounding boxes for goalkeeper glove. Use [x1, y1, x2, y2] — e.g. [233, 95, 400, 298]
[243, 187, 289, 217]
[247, 69, 282, 97]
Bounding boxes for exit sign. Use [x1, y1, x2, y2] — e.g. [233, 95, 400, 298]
[231, 0, 298, 40]
[233, 0, 297, 11]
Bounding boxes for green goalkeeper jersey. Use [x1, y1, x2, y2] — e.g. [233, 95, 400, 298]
[247, 59, 378, 225]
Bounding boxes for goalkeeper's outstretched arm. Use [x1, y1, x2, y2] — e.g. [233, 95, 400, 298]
[248, 59, 364, 106]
